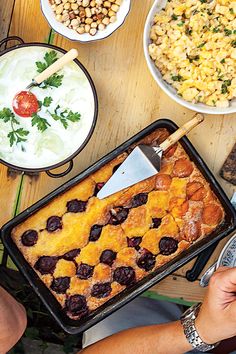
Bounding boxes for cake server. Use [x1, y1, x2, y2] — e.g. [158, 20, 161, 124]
[97, 114, 204, 199]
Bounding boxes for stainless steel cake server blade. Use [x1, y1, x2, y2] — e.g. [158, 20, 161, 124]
[97, 114, 204, 200]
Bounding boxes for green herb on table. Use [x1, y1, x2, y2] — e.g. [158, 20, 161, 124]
[36, 51, 64, 89]
[221, 80, 231, 94]
[177, 21, 185, 27]
[49, 105, 81, 129]
[0, 108, 29, 147]
[31, 113, 51, 132]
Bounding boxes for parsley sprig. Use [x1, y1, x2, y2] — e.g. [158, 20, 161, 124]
[36, 51, 64, 89]
[31, 113, 51, 132]
[49, 105, 81, 129]
[0, 108, 29, 147]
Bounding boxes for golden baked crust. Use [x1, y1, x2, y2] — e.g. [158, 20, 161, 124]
[11, 128, 224, 320]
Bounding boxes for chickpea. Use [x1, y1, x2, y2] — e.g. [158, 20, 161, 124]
[85, 7, 92, 17]
[109, 15, 116, 22]
[91, 21, 98, 28]
[71, 3, 79, 9]
[90, 28, 97, 35]
[62, 12, 70, 21]
[55, 0, 62, 4]
[82, 0, 89, 6]
[85, 17, 93, 24]
[98, 23, 106, 30]
[63, 2, 71, 9]
[56, 4, 64, 14]
[77, 26, 85, 34]
[102, 8, 108, 15]
[69, 11, 76, 19]
[108, 10, 115, 17]
[64, 19, 70, 26]
[71, 18, 80, 26]
[56, 14, 63, 21]
[115, 0, 122, 4]
[102, 16, 110, 25]
[103, 1, 111, 8]
[111, 3, 119, 12]
[85, 24, 91, 32]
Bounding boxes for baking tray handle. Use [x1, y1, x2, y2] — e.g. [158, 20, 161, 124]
[46, 160, 73, 178]
[0, 36, 24, 51]
[185, 242, 218, 282]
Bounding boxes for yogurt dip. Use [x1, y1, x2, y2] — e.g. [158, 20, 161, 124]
[0, 46, 95, 169]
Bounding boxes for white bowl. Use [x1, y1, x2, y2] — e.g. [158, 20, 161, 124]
[41, 0, 131, 43]
[143, 0, 236, 115]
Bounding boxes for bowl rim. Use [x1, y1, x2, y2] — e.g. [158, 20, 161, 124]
[217, 232, 236, 268]
[143, 0, 236, 115]
[40, 0, 132, 43]
[0, 41, 98, 173]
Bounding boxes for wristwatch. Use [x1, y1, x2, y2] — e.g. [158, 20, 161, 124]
[180, 303, 220, 352]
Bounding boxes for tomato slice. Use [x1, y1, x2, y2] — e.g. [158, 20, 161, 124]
[12, 91, 39, 117]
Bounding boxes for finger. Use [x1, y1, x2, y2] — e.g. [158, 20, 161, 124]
[214, 268, 236, 292]
[215, 266, 231, 273]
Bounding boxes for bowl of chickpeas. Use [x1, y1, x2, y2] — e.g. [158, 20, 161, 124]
[144, 0, 236, 115]
[41, 0, 131, 42]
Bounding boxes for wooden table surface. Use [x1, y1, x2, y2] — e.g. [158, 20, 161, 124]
[0, 0, 235, 304]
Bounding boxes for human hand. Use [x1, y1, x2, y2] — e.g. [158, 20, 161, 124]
[196, 267, 236, 345]
[0, 286, 27, 354]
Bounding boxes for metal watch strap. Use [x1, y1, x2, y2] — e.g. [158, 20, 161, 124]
[180, 303, 219, 352]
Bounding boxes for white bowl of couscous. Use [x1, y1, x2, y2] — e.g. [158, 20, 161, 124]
[143, 0, 236, 115]
[41, 0, 131, 42]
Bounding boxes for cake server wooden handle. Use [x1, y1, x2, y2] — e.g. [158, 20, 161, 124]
[33, 48, 78, 85]
[159, 113, 204, 152]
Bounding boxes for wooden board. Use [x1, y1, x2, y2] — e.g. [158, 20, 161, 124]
[2, 0, 236, 303]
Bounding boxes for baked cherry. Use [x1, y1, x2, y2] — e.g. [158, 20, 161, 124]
[51, 277, 70, 294]
[94, 182, 105, 197]
[159, 237, 178, 255]
[21, 229, 38, 247]
[46, 216, 62, 232]
[131, 193, 148, 208]
[152, 218, 162, 229]
[66, 199, 87, 213]
[35, 256, 58, 275]
[77, 263, 94, 279]
[127, 237, 142, 250]
[137, 250, 156, 271]
[100, 249, 117, 266]
[113, 266, 136, 286]
[91, 282, 112, 298]
[109, 207, 129, 225]
[63, 249, 81, 261]
[65, 295, 88, 317]
[89, 225, 103, 242]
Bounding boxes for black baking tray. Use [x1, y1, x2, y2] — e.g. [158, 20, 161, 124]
[1, 119, 236, 334]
